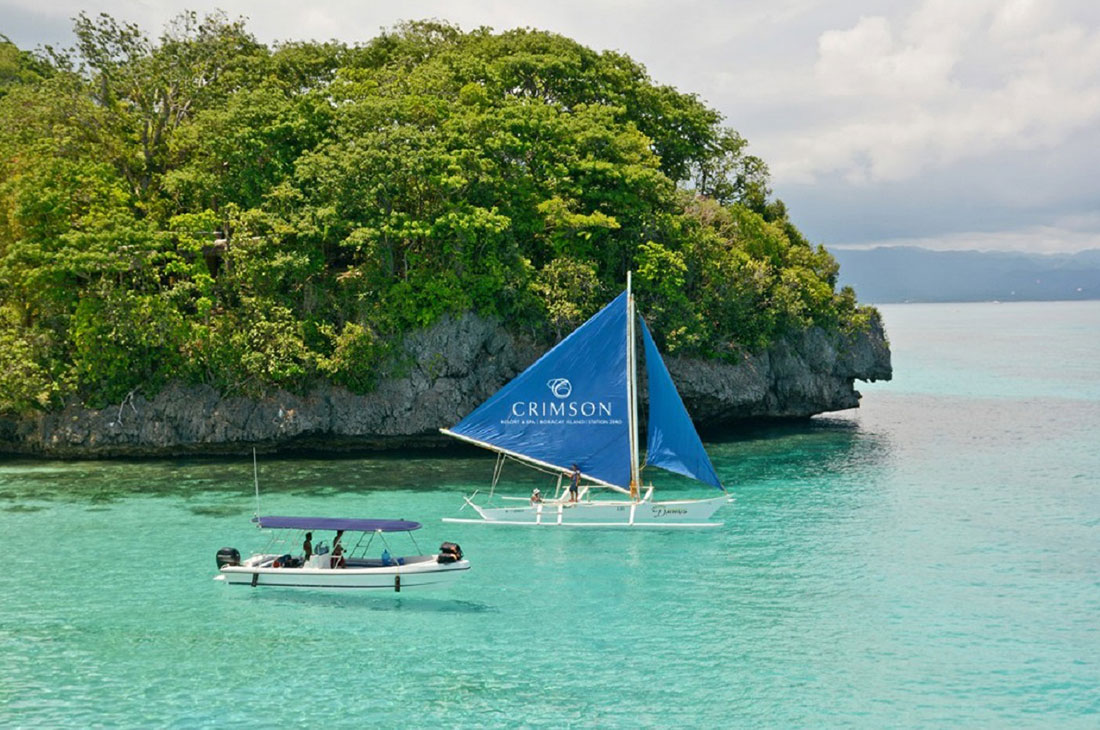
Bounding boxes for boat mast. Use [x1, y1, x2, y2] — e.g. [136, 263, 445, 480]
[627, 271, 640, 498]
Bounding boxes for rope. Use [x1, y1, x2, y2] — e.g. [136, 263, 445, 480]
[488, 452, 625, 502]
[489, 452, 505, 501]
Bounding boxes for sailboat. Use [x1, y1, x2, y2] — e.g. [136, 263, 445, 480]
[441, 273, 731, 528]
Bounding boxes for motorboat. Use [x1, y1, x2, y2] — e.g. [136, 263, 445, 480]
[214, 515, 469, 591]
[441, 272, 732, 528]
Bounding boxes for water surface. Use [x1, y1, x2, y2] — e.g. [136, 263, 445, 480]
[1, 301, 1098, 727]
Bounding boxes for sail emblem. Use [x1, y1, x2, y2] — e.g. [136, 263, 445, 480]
[546, 378, 572, 399]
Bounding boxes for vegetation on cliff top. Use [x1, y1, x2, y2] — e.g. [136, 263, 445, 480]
[0, 13, 876, 413]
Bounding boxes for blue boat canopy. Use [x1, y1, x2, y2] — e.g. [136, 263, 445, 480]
[253, 516, 421, 532]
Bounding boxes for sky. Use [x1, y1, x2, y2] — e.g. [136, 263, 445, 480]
[3, 0, 1099, 253]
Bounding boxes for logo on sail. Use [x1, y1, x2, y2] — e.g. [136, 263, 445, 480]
[547, 378, 572, 399]
[504, 376, 617, 424]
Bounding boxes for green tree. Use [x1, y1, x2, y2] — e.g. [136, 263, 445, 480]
[533, 258, 602, 339]
[0, 15, 877, 415]
[0, 35, 53, 97]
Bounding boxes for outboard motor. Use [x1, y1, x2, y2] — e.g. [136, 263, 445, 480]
[216, 547, 241, 569]
[437, 542, 463, 564]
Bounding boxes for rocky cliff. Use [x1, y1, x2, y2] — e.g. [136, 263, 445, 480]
[0, 314, 891, 457]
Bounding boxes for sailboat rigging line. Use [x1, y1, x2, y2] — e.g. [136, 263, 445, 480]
[498, 452, 614, 497]
[441, 428, 632, 495]
[498, 451, 556, 479]
[489, 452, 506, 500]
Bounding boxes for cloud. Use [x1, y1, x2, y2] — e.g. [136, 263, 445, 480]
[816, 14, 957, 100]
[832, 222, 1100, 254]
[769, 0, 1100, 185]
[2, 0, 1097, 253]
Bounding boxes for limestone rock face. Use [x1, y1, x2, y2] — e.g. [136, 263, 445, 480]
[0, 313, 891, 457]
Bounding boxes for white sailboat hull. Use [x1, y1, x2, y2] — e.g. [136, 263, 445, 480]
[216, 554, 470, 591]
[442, 494, 731, 528]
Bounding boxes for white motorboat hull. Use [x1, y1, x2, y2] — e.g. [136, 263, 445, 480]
[442, 494, 731, 528]
[216, 554, 470, 591]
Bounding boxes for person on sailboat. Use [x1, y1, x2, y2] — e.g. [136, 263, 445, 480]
[567, 464, 580, 503]
[530, 486, 543, 504]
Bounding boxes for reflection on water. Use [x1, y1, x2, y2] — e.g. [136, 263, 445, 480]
[2, 503, 47, 513]
[0, 448, 499, 504]
[0, 388, 909, 514]
[187, 504, 247, 517]
[233, 589, 495, 614]
[703, 414, 894, 490]
[0, 415, 895, 516]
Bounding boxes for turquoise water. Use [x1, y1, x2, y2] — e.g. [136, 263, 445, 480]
[2, 301, 1098, 727]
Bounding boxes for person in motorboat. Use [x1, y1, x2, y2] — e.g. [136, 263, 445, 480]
[332, 530, 346, 568]
[530, 486, 542, 504]
[302, 531, 313, 562]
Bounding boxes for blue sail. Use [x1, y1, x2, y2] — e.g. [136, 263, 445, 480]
[639, 317, 724, 490]
[446, 292, 632, 488]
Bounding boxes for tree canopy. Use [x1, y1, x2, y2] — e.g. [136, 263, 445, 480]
[0, 13, 877, 412]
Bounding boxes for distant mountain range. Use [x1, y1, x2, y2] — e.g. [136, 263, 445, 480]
[831, 246, 1100, 303]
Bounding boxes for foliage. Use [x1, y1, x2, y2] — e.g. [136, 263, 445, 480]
[0, 35, 53, 97]
[0, 15, 876, 414]
[532, 257, 602, 339]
